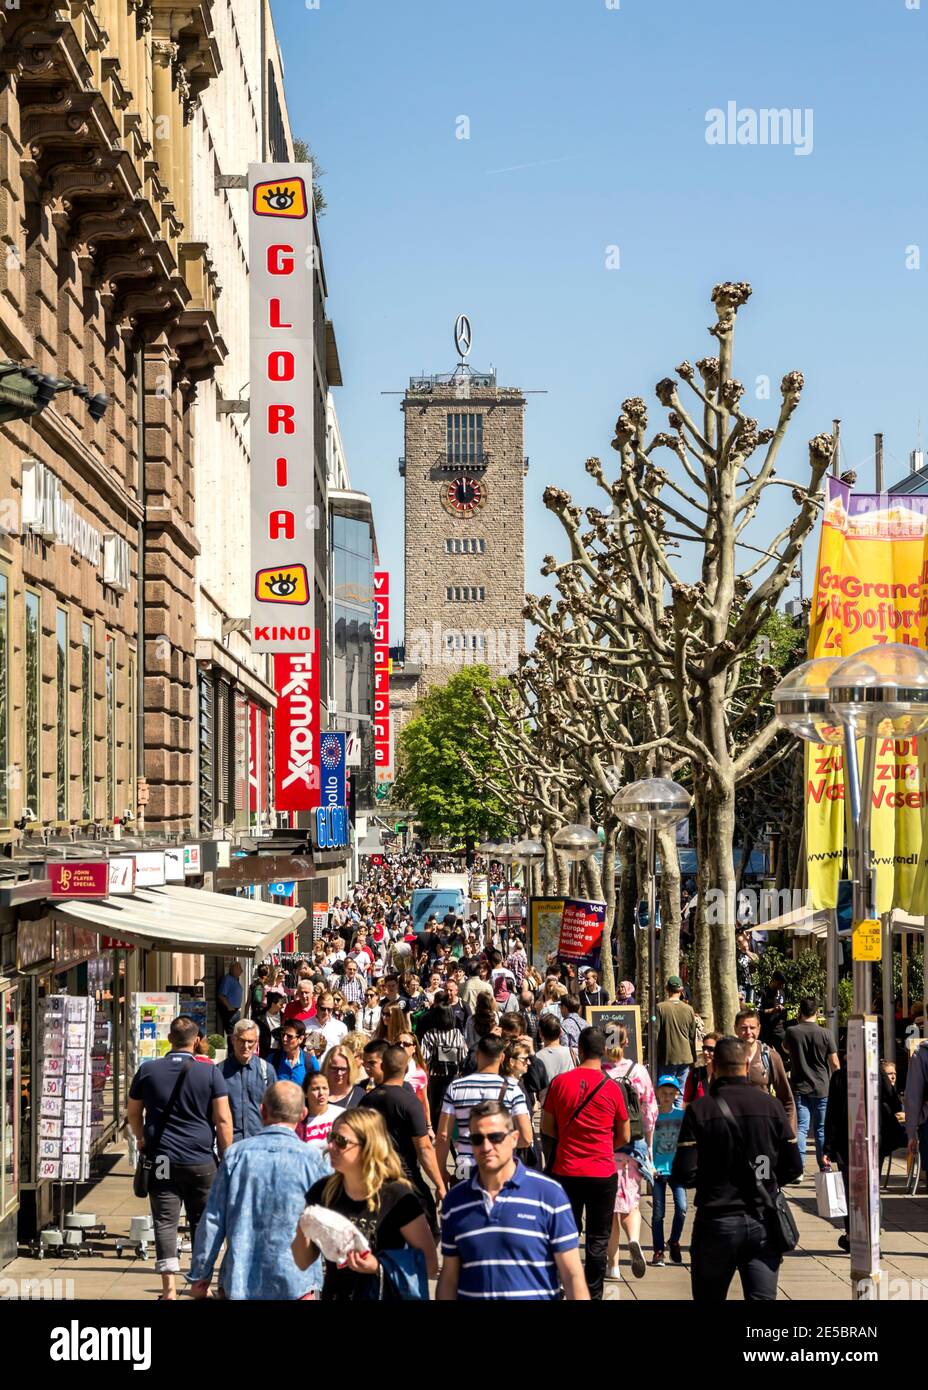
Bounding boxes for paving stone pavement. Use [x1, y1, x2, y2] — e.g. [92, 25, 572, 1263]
[2, 1145, 925, 1302]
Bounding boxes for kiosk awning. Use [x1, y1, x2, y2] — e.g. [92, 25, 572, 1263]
[50, 885, 304, 960]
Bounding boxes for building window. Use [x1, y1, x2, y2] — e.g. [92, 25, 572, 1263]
[105, 634, 115, 821]
[24, 590, 40, 816]
[446, 413, 483, 465]
[128, 650, 136, 819]
[56, 608, 68, 821]
[81, 621, 92, 821]
[446, 586, 486, 603]
[0, 570, 7, 821]
[445, 538, 486, 555]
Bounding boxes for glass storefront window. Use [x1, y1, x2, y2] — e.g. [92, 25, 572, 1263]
[56, 607, 68, 820]
[81, 621, 93, 820]
[0, 571, 8, 821]
[24, 590, 40, 815]
[1, 985, 19, 1219]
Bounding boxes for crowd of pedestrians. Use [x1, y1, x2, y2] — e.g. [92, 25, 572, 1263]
[124, 852, 928, 1302]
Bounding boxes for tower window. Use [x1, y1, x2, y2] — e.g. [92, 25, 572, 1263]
[446, 413, 484, 465]
[445, 586, 486, 602]
[445, 538, 486, 555]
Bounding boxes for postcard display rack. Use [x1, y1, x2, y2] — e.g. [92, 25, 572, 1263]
[37, 995, 94, 1182]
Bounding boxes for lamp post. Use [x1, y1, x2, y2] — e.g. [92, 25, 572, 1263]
[475, 840, 500, 941]
[772, 656, 843, 1037]
[494, 842, 519, 953]
[513, 837, 544, 965]
[552, 824, 599, 899]
[775, 640, 928, 1299]
[612, 778, 691, 1071]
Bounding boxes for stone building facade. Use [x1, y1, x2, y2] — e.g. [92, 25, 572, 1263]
[0, 0, 335, 843]
[401, 367, 527, 695]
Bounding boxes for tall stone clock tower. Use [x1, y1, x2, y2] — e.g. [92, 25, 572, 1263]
[400, 318, 527, 697]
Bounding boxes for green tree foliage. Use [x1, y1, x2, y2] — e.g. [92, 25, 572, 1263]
[292, 138, 326, 215]
[393, 667, 516, 846]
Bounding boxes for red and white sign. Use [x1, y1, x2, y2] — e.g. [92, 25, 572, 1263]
[48, 862, 109, 899]
[274, 637, 321, 812]
[374, 570, 392, 785]
[249, 166, 316, 653]
[108, 857, 136, 896]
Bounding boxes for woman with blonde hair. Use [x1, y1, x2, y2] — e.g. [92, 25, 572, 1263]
[321, 1044, 366, 1108]
[292, 1108, 437, 1302]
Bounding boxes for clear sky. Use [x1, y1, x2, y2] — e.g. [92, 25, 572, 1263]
[271, 0, 928, 633]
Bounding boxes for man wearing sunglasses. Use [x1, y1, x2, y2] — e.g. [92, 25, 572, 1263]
[315, 993, 348, 1050]
[437, 1100, 588, 1301]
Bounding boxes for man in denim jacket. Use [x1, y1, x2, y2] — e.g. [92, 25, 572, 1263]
[189, 1081, 330, 1300]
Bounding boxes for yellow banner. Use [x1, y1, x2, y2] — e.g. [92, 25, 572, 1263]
[806, 479, 928, 911]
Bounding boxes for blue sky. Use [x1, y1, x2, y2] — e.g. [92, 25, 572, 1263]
[271, 0, 928, 631]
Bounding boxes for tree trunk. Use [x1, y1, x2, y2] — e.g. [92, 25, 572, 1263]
[658, 826, 681, 991]
[617, 827, 637, 994]
[705, 774, 740, 1034]
[600, 821, 617, 1000]
[692, 788, 714, 1028]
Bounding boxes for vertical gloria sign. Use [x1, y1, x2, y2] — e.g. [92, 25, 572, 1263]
[249, 166, 315, 652]
[374, 570, 392, 784]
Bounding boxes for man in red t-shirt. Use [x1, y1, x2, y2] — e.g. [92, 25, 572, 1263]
[542, 1027, 629, 1300]
[282, 980, 317, 1025]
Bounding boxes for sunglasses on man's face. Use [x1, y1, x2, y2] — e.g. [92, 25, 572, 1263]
[282, 1034, 299, 1043]
[471, 1131, 514, 1148]
[703, 1045, 716, 1054]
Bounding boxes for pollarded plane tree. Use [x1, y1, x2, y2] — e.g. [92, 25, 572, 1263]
[541, 282, 832, 1031]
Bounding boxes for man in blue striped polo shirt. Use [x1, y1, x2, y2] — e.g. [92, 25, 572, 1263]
[436, 1100, 589, 1301]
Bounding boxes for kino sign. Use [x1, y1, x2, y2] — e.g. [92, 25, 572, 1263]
[249, 166, 315, 652]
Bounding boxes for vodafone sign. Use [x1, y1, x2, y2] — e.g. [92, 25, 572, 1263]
[274, 639, 321, 812]
[374, 570, 392, 785]
[249, 165, 316, 652]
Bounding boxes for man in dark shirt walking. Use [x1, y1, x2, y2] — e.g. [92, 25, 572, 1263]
[671, 1034, 801, 1302]
[360, 1043, 447, 1231]
[783, 997, 838, 1177]
[128, 1015, 233, 1301]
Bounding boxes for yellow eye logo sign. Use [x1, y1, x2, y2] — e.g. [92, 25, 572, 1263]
[255, 565, 309, 604]
[252, 177, 308, 219]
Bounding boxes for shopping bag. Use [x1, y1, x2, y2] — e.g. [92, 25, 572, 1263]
[815, 1168, 847, 1220]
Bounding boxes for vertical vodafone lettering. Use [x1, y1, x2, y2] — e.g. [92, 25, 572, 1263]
[249, 166, 315, 652]
[374, 571, 392, 785]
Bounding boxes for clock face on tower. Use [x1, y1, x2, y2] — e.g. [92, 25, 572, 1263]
[441, 475, 488, 517]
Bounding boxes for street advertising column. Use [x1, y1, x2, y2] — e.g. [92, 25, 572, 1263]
[274, 635, 321, 814]
[374, 570, 392, 787]
[249, 165, 315, 654]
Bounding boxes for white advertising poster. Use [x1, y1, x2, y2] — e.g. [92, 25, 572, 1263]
[134, 852, 166, 887]
[108, 856, 136, 895]
[164, 848, 185, 883]
[249, 164, 316, 653]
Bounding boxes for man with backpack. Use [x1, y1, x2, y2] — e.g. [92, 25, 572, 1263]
[735, 1008, 797, 1139]
[419, 1001, 469, 1122]
[541, 1027, 630, 1300]
[220, 1020, 278, 1144]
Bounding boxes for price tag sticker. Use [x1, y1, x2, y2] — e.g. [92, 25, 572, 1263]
[852, 919, 882, 962]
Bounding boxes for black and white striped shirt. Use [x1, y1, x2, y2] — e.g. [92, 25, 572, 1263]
[440, 1071, 529, 1168]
